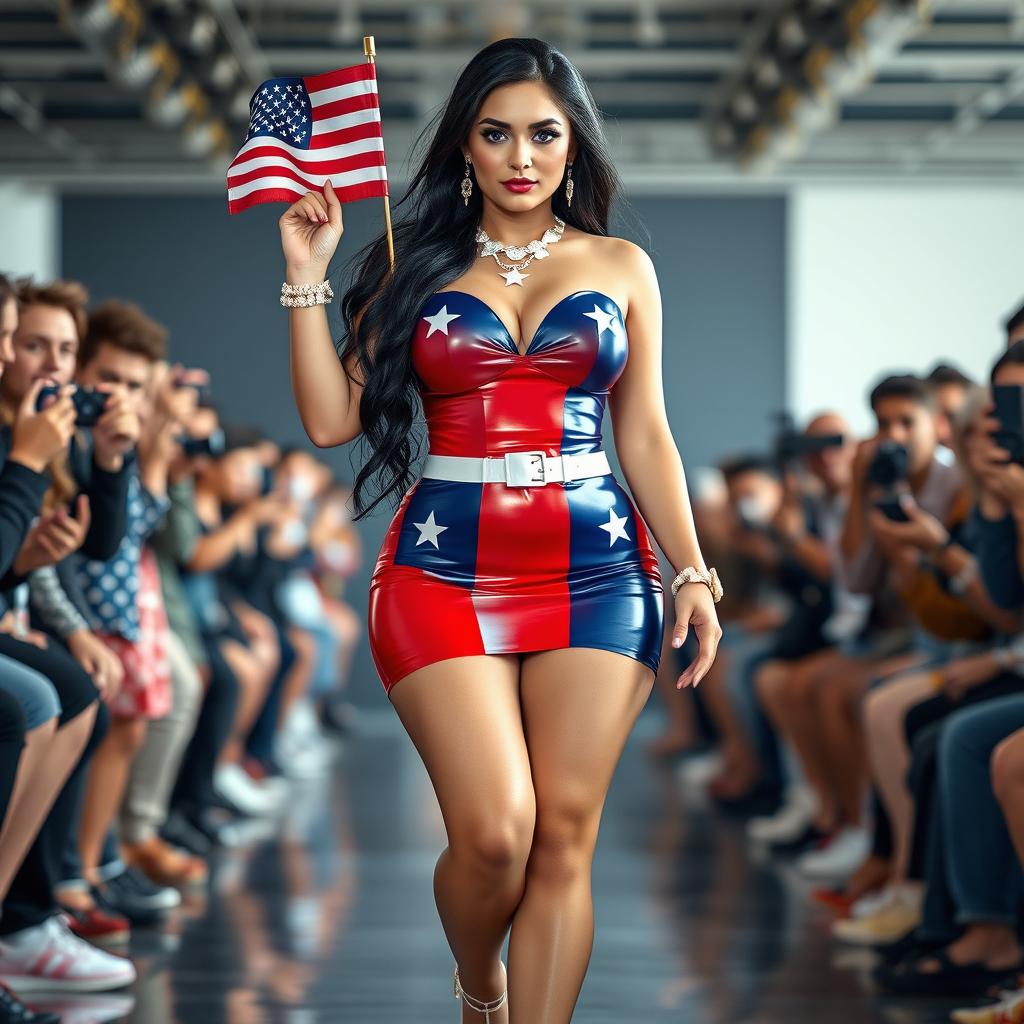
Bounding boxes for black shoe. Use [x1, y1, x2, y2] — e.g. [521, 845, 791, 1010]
[875, 949, 1024, 997]
[874, 930, 945, 967]
[166, 806, 244, 851]
[0, 984, 61, 1024]
[161, 809, 213, 857]
[319, 698, 358, 737]
[94, 866, 179, 924]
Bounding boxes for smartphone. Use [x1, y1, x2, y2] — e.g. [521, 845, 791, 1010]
[992, 384, 1024, 464]
[874, 496, 910, 523]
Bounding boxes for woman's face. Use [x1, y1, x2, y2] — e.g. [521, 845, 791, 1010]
[0, 298, 18, 383]
[216, 448, 263, 504]
[4, 302, 79, 403]
[462, 80, 575, 212]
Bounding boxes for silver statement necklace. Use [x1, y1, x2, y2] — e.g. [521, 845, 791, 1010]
[475, 215, 565, 287]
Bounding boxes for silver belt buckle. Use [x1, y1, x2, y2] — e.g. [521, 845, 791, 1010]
[504, 450, 548, 487]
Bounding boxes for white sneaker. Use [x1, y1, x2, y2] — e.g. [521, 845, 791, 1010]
[675, 751, 724, 792]
[213, 763, 286, 817]
[797, 826, 871, 881]
[747, 786, 818, 843]
[849, 884, 897, 920]
[0, 916, 136, 994]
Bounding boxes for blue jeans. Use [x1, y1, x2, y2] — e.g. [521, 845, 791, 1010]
[920, 692, 1024, 938]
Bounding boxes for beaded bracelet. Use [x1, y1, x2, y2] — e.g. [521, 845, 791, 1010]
[280, 279, 334, 307]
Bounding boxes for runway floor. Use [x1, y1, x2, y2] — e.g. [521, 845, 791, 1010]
[37, 709, 968, 1024]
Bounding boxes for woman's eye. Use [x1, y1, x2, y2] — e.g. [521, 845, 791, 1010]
[482, 129, 559, 144]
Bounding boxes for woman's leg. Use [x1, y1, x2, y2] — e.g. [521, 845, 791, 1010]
[78, 715, 148, 879]
[218, 638, 271, 766]
[506, 647, 656, 1024]
[863, 669, 937, 882]
[388, 653, 531, 1024]
[756, 651, 840, 830]
[0, 689, 26, 843]
[992, 727, 1024, 867]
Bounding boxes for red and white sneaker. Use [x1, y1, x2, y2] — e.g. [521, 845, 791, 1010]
[0, 916, 135, 994]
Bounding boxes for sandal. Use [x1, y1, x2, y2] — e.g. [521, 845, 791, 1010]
[880, 948, 1024, 997]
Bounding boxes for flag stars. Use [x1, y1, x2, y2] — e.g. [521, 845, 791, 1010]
[273, 84, 281, 92]
[583, 304, 617, 335]
[412, 510, 448, 549]
[598, 506, 630, 546]
[422, 305, 461, 337]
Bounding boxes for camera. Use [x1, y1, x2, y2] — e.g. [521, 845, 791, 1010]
[868, 441, 911, 522]
[177, 427, 225, 459]
[866, 441, 909, 489]
[36, 385, 109, 428]
[772, 412, 844, 471]
[992, 384, 1024, 464]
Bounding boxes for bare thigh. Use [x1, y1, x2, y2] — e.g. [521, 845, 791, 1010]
[518, 648, 656, 865]
[388, 655, 536, 851]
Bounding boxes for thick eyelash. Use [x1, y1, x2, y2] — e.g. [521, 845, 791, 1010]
[481, 129, 559, 144]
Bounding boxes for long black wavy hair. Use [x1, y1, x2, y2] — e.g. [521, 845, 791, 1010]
[337, 37, 628, 521]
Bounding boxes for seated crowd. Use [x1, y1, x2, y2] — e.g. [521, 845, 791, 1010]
[653, 300, 1024, 1023]
[0, 273, 362, 1023]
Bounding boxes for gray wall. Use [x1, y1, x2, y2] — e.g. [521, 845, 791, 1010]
[61, 191, 786, 704]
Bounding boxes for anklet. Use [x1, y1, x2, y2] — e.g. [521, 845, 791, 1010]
[453, 964, 507, 1021]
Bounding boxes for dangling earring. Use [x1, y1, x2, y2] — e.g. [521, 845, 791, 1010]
[461, 156, 473, 206]
[565, 162, 574, 208]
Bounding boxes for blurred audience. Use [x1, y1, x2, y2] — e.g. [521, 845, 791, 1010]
[662, 303, 1024, 1020]
[0, 271, 364, 1022]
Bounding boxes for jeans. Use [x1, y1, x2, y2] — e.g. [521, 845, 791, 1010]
[919, 692, 1024, 939]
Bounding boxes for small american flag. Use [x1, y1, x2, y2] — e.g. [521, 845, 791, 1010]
[226, 62, 389, 215]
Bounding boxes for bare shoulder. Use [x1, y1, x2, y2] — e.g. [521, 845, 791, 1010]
[605, 237, 658, 316]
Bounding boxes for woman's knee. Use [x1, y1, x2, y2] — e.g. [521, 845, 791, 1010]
[754, 661, 787, 708]
[526, 795, 600, 887]
[448, 803, 534, 879]
[992, 731, 1024, 806]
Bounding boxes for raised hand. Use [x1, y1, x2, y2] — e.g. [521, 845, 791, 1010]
[9, 379, 77, 473]
[279, 180, 344, 280]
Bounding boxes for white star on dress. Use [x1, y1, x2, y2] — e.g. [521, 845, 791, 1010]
[583, 304, 617, 335]
[412, 510, 448, 549]
[422, 305, 461, 337]
[598, 507, 630, 546]
[500, 267, 529, 287]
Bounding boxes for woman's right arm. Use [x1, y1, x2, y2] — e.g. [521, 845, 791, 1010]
[280, 180, 367, 449]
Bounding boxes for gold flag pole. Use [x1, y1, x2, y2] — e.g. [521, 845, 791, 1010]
[364, 35, 395, 272]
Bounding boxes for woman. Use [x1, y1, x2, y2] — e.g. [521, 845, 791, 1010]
[278, 39, 723, 1021]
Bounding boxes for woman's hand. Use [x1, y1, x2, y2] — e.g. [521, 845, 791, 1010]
[12, 495, 92, 575]
[8, 379, 77, 473]
[671, 581, 723, 688]
[0, 611, 49, 649]
[279, 180, 344, 279]
[868, 496, 949, 552]
[942, 652, 1000, 701]
[66, 628, 124, 702]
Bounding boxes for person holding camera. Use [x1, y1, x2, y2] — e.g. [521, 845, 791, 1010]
[0, 278, 135, 996]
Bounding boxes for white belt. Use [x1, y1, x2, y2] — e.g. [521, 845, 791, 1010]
[422, 450, 611, 487]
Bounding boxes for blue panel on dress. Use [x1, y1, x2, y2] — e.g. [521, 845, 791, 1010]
[392, 478, 482, 589]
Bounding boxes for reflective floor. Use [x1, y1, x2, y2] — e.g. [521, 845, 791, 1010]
[36, 709, 966, 1023]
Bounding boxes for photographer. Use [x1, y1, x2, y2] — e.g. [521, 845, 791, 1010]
[700, 421, 849, 807]
[0, 279, 134, 996]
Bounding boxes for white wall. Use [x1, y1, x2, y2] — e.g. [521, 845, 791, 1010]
[0, 182, 59, 282]
[788, 185, 1024, 437]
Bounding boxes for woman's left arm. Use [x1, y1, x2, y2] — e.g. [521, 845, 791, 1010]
[607, 240, 722, 689]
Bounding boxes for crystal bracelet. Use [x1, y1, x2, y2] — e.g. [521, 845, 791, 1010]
[280, 279, 334, 307]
